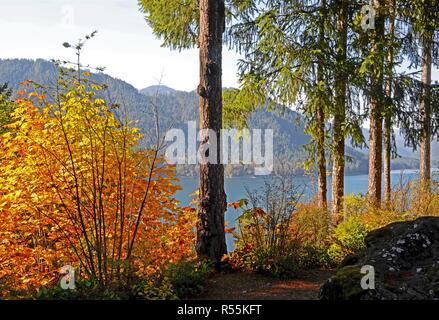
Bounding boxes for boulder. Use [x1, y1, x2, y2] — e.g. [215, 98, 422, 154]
[320, 217, 439, 300]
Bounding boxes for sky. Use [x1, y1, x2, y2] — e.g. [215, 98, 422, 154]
[0, 0, 438, 93]
[0, 0, 241, 91]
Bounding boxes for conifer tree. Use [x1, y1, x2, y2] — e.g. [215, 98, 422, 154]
[139, 0, 229, 265]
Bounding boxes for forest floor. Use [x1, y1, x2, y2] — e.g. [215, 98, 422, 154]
[197, 269, 334, 300]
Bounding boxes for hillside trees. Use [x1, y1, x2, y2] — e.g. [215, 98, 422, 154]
[407, 0, 439, 190]
[229, 0, 369, 215]
[225, 0, 439, 213]
[356, 0, 439, 208]
[139, 0, 439, 216]
[394, 0, 439, 196]
[0, 83, 13, 134]
[229, 0, 333, 209]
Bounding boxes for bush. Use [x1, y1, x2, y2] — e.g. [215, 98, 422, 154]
[290, 203, 330, 244]
[230, 177, 439, 273]
[35, 276, 147, 300]
[229, 177, 336, 277]
[298, 244, 333, 268]
[328, 215, 371, 264]
[34, 259, 212, 300]
[0, 67, 196, 298]
[343, 194, 368, 218]
[10, 263, 185, 300]
[410, 179, 439, 217]
[229, 176, 303, 278]
[139, 278, 178, 300]
[163, 260, 213, 299]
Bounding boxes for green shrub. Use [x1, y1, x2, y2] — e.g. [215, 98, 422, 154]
[163, 260, 213, 299]
[328, 215, 370, 264]
[298, 244, 333, 268]
[343, 194, 368, 218]
[34, 275, 149, 300]
[139, 278, 178, 300]
[34, 260, 213, 300]
[230, 178, 439, 273]
[266, 254, 301, 279]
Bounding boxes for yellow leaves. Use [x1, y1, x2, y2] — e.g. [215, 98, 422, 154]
[94, 98, 105, 105]
[91, 83, 101, 91]
[65, 90, 76, 99]
[27, 92, 39, 99]
[1, 130, 13, 141]
[0, 201, 9, 209]
[131, 127, 140, 134]
[2, 190, 23, 203]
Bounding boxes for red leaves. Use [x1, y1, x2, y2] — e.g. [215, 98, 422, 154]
[228, 198, 249, 209]
[228, 202, 240, 209]
[225, 227, 236, 234]
[20, 80, 34, 86]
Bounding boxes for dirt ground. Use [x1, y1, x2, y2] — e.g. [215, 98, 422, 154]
[197, 269, 334, 300]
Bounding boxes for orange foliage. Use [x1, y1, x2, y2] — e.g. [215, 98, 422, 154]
[289, 202, 331, 245]
[0, 80, 195, 297]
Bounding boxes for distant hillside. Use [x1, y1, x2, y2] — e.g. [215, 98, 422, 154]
[0, 58, 429, 176]
[140, 85, 177, 96]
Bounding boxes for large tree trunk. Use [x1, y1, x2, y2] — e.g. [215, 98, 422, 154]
[317, 0, 327, 208]
[383, 0, 395, 206]
[332, 0, 347, 217]
[383, 96, 392, 205]
[196, 0, 227, 266]
[420, 34, 432, 189]
[316, 101, 327, 209]
[368, 0, 385, 208]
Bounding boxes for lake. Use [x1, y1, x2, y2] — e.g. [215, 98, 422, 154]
[174, 170, 428, 250]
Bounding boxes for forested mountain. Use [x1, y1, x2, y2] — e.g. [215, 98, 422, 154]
[0, 58, 430, 176]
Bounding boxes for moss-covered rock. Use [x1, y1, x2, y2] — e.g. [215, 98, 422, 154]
[320, 265, 371, 299]
[320, 217, 439, 300]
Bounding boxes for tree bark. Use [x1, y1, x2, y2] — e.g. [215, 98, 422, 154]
[420, 34, 432, 189]
[332, 0, 347, 217]
[317, 0, 327, 209]
[368, 0, 385, 208]
[196, 0, 227, 266]
[316, 103, 327, 209]
[383, 0, 395, 207]
[383, 96, 391, 205]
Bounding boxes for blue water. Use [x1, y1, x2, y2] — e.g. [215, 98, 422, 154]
[175, 170, 422, 250]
